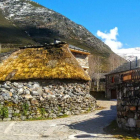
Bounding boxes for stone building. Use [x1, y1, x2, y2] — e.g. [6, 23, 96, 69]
[69, 45, 90, 73]
[0, 42, 96, 121]
[105, 59, 139, 99]
[106, 58, 140, 130]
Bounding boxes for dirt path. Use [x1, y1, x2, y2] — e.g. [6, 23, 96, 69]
[0, 100, 118, 140]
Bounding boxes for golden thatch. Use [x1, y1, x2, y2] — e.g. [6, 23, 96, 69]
[0, 43, 90, 81]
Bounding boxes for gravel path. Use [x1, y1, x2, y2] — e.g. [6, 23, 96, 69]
[0, 100, 118, 140]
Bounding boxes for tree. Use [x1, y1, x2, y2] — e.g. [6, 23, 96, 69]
[93, 56, 103, 91]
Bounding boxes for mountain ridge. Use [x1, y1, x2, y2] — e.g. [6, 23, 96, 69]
[0, 0, 126, 72]
[0, 0, 111, 54]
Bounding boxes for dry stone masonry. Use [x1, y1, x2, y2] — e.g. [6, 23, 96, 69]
[117, 81, 140, 130]
[0, 80, 96, 121]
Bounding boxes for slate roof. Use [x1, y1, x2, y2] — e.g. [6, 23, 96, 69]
[0, 43, 90, 81]
[107, 59, 140, 75]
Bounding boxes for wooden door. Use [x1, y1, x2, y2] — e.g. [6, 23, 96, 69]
[111, 89, 117, 99]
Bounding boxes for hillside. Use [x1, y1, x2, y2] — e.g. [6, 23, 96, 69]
[0, 0, 126, 72]
[0, 10, 35, 45]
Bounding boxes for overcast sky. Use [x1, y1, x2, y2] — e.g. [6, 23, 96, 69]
[33, 0, 140, 56]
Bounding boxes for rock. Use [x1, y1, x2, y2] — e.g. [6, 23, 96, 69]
[32, 83, 40, 91]
[64, 95, 70, 99]
[42, 93, 47, 98]
[40, 97, 44, 102]
[18, 88, 24, 94]
[15, 110, 20, 114]
[44, 87, 49, 93]
[0, 96, 4, 101]
[37, 87, 43, 95]
[13, 82, 19, 87]
[58, 113, 64, 116]
[21, 116, 26, 121]
[3, 83, 10, 89]
[10, 89, 16, 93]
[25, 94, 33, 99]
[32, 91, 39, 96]
[31, 98, 39, 105]
[24, 89, 30, 95]
[66, 111, 71, 115]
[18, 83, 23, 88]
[3, 95, 9, 100]
[74, 111, 80, 115]
[127, 118, 136, 127]
[47, 94, 56, 99]
[8, 114, 12, 118]
[3, 118, 11, 121]
[44, 87, 53, 95]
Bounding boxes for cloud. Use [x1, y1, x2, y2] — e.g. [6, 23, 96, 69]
[97, 27, 123, 52]
[96, 27, 140, 60]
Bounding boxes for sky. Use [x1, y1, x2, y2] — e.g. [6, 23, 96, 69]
[33, 0, 140, 57]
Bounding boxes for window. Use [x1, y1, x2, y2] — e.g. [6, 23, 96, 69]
[111, 77, 114, 83]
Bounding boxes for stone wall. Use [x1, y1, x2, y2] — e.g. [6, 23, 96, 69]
[117, 81, 140, 130]
[71, 52, 89, 68]
[0, 80, 96, 121]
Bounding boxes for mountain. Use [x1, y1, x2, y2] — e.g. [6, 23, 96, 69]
[0, 0, 126, 72]
[118, 48, 140, 61]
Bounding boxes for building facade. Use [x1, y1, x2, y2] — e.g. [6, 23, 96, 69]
[106, 59, 139, 99]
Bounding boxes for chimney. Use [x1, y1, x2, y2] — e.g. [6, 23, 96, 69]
[54, 39, 61, 44]
[136, 56, 138, 67]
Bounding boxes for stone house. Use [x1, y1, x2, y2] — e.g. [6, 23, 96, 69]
[106, 58, 140, 130]
[69, 45, 90, 73]
[0, 42, 96, 120]
[105, 58, 139, 99]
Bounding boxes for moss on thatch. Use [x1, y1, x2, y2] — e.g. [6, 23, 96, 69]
[0, 43, 90, 81]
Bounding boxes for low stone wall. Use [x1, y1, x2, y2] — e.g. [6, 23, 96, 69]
[117, 81, 140, 130]
[0, 80, 96, 121]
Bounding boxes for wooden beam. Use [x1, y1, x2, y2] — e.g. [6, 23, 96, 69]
[70, 49, 90, 55]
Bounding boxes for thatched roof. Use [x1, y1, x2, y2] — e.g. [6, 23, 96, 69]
[0, 43, 90, 81]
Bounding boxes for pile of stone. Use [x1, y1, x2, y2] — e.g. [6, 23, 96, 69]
[0, 80, 96, 121]
[117, 82, 140, 130]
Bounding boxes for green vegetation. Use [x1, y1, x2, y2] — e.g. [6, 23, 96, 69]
[25, 114, 69, 121]
[59, 114, 69, 118]
[104, 120, 140, 140]
[13, 113, 21, 117]
[0, 106, 8, 118]
[39, 108, 46, 116]
[58, 106, 62, 112]
[0, 10, 35, 45]
[22, 103, 29, 116]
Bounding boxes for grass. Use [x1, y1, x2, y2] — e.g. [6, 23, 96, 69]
[104, 120, 140, 140]
[25, 114, 69, 121]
